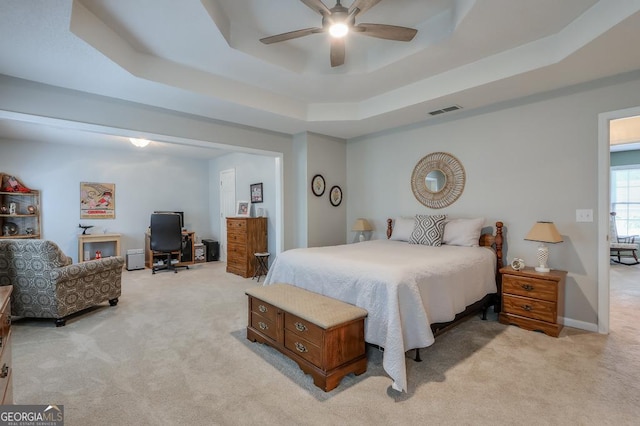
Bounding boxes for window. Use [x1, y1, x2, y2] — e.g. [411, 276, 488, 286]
[611, 166, 640, 237]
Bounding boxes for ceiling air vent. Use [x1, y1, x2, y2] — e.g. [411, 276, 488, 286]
[428, 105, 462, 116]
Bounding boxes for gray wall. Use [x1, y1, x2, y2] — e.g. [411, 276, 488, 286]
[347, 73, 640, 330]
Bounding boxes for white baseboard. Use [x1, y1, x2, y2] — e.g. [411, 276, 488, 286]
[562, 317, 599, 333]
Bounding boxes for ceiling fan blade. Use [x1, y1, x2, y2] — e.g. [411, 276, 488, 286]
[353, 23, 417, 41]
[330, 38, 345, 67]
[348, 0, 382, 16]
[260, 27, 324, 44]
[300, 0, 331, 16]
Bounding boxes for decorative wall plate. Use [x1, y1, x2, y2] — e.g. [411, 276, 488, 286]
[311, 174, 325, 196]
[411, 152, 465, 209]
[330, 185, 342, 207]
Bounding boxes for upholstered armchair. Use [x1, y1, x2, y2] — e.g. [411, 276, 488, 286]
[0, 239, 124, 326]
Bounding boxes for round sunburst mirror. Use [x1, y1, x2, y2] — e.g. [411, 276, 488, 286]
[411, 152, 466, 209]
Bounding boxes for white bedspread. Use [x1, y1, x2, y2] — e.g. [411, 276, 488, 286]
[263, 239, 497, 392]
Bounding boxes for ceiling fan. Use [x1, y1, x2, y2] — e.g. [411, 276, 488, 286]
[259, 0, 418, 67]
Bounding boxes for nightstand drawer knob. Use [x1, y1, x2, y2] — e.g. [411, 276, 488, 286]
[522, 304, 533, 311]
[294, 342, 308, 353]
[258, 322, 268, 330]
[521, 284, 535, 291]
[0, 364, 8, 378]
[258, 304, 267, 313]
[294, 322, 307, 332]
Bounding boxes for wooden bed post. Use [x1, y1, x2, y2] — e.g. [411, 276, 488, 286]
[386, 218, 393, 239]
[495, 221, 503, 270]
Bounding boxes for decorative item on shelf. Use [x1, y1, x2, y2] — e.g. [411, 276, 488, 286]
[0, 205, 6, 214]
[0, 174, 31, 192]
[525, 221, 563, 272]
[510, 257, 525, 271]
[79, 224, 94, 235]
[27, 205, 36, 214]
[3, 222, 17, 236]
[235, 201, 251, 217]
[250, 182, 263, 203]
[8, 203, 16, 215]
[25, 227, 34, 235]
[330, 185, 342, 207]
[95, 250, 102, 260]
[311, 174, 325, 197]
[352, 218, 372, 243]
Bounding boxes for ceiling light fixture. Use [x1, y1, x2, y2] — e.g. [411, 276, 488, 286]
[129, 138, 150, 148]
[329, 22, 349, 38]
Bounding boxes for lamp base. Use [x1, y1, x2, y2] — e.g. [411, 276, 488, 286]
[534, 266, 550, 273]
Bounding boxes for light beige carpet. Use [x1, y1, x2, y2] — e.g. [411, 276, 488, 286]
[11, 262, 640, 425]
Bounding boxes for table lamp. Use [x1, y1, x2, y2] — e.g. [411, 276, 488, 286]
[352, 218, 372, 243]
[525, 221, 563, 272]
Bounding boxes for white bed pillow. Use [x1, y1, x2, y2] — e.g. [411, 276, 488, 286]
[442, 217, 485, 247]
[409, 214, 447, 246]
[390, 217, 415, 241]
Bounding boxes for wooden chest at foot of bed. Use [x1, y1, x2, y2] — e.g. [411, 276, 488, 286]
[246, 284, 368, 392]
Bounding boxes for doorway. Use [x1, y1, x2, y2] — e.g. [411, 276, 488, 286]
[598, 106, 640, 333]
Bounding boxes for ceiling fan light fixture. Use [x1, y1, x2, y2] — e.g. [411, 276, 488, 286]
[329, 22, 349, 38]
[129, 137, 150, 148]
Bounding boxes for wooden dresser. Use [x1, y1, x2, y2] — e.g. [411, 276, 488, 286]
[246, 284, 368, 392]
[0, 285, 13, 404]
[499, 266, 566, 337]
[226, 217, 267, 278]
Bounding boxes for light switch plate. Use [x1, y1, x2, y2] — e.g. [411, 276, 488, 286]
[576, 209, 593, 222]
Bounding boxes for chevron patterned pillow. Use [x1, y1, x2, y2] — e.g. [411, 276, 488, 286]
[409, 214, 447, 246]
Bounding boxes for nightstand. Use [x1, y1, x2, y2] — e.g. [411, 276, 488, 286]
[498, 266, 567, 337]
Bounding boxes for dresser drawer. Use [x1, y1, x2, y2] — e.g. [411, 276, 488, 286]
[227, 231, 247, 244]
[227, 220, 248, 232]
[250, 297, 278, 323]
[503, 294, 556, 323]
[284, 329, 322, 367]
[284, 312, 323, 346]
[227, 241, 247, 256]
[503, 275, 557, 302]
[0, 331, 11, 403]
[250, 312, 277, 341]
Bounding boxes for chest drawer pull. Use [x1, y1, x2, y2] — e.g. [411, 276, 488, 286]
[294, 322, 307, 332]
[0, 364, 8, 379]
[258, 322, 268, 331]
[521, 284, 534, 291]
[522, 304, 532, 311]
[258, 304, 267, 313]
[0, 336, 2, 348]
[294, 342, 308, 353]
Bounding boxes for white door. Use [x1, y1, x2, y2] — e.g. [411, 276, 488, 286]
[219, 169, 236, 262]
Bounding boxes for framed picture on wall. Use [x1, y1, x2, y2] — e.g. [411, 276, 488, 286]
[236, 201, 251, 217]
[250, 182, 263, 203]
[80, 182, 116, 219]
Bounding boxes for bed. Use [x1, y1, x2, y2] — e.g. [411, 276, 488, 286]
[263, 217, 503, 392]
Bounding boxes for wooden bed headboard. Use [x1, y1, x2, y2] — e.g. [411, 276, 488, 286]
[386, 218, 504, 271]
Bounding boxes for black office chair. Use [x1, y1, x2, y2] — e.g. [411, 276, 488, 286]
[150, 213, 184, 274]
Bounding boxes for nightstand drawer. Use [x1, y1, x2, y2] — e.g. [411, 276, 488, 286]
[502, 294, 556, 323]
[250, 297, 278, 323]
[503, 275, 557, 302]
[250, 312, 277, 341]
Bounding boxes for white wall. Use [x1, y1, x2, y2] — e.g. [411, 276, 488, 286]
[347, 73, 640, 328]
[0, 138, 209, 261]
[209, 152, 278, 258]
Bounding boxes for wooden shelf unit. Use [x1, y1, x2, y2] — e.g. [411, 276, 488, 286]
[78, 233, 122, 262]
[0, 190, 41, 239]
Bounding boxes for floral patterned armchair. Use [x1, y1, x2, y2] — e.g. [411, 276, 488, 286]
[0, 239, 124, 326]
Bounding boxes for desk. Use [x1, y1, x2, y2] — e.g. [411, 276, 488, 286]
[145, 231, 195, 269]
[78, 233, 121, 262]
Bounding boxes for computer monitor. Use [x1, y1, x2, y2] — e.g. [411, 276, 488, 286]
[153, 211, 184, 229]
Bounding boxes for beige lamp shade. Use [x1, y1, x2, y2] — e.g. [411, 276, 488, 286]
[352, 218, 372, 232]
[525, 221, 563, 243]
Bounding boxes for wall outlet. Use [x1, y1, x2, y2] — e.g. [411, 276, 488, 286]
[576, 209, 593, 222]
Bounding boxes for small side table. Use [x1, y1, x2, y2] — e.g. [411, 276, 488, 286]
[499, 266, 566, 337]
[253, 252, 270, 282]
